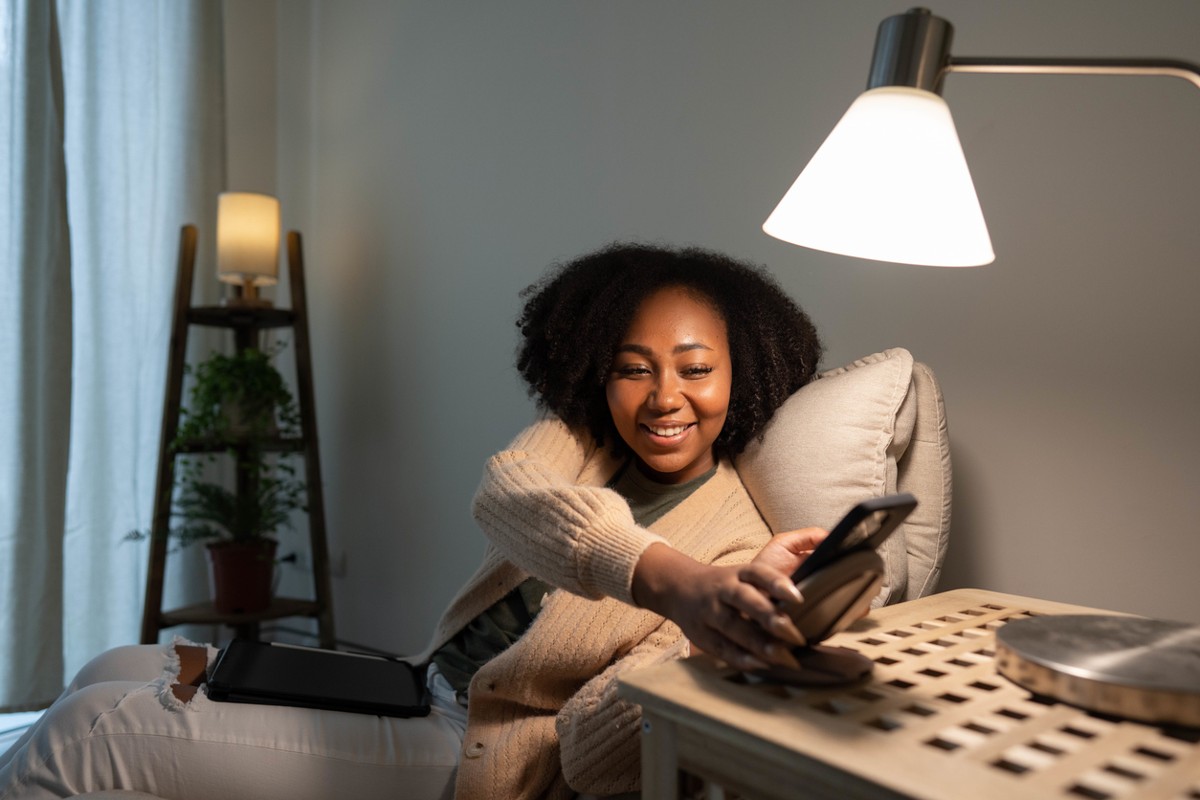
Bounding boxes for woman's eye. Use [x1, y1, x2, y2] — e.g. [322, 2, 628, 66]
[615, 365, 651, 377]
[682, 365, 714, 378]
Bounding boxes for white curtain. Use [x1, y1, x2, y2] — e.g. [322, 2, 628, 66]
[0, 0, 226, 711]
[0, 0, 74, 712]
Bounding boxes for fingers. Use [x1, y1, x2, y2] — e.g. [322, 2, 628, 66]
[726, 529, 832, 668]
[694, 607, 801, 672]
[723, 570, 806, 648]
[692, 568, 806, 671]
[740, 563, 804, 606]
[664, 560, 814, 672]
[695, 610, 773, 672]
[692, 634, 769, 672]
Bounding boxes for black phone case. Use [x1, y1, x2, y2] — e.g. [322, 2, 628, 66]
[790, 492, 917, 582]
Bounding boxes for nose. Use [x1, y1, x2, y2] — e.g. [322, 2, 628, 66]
[647, 372, 683, 412]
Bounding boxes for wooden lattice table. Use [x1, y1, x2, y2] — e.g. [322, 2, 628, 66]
[618, 588, 1200, 800]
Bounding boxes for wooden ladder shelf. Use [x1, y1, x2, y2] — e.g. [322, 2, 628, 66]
[140, 224, 335, 648]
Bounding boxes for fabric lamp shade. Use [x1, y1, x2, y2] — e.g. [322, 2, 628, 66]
[763, 86, 994, 267]
[217, 192, 280, 286]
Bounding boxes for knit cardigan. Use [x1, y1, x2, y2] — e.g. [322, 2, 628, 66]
[415, 414, 772, 799]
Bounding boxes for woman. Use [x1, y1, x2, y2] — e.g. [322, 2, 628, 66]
[0, 243, 825, 800]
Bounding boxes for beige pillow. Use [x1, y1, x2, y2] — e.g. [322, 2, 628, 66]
[736, 348, 917, 606]
[895, 361, 952, 599]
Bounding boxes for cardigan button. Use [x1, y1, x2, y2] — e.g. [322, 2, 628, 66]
[465, 741, 485, 758]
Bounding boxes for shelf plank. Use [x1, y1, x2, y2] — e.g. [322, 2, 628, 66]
[159, 597, 321, 627]
[187, 306, 296, 330]
[172, 437, 306, 455]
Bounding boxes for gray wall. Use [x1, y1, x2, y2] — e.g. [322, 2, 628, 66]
[225, 0, 1200, 655]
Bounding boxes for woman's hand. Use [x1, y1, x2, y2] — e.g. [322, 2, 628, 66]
[752, 528, 827, 575]
[631, 528, 827, 672]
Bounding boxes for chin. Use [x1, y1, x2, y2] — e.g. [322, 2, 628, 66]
[640, 456, 702, 481]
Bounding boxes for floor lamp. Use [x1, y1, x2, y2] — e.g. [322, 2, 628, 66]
[762, 7, 1200, 728]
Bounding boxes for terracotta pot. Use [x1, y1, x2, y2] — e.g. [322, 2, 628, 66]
[207, 538, 277, 613]
[220, 400, 278, 439]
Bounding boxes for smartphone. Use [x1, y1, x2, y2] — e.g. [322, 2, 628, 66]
[790, 493, 917, 583]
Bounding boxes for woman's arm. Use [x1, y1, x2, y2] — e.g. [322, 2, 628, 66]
[472, 414, 667, 605]
[475, 414, 827, 670]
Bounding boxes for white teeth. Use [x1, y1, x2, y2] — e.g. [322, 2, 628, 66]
[648, 424, 688, 437]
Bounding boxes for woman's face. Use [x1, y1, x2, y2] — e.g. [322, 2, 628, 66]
[606, 286, 732, 484]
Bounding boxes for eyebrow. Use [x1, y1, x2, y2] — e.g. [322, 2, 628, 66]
[615, 342, 714, 356]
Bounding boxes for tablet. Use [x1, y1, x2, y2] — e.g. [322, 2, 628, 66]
[207, 640, 431, 717]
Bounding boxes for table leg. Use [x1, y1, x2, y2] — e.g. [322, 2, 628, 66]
[640, 711, 680, 800]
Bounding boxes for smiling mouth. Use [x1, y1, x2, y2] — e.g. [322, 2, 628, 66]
[642, 422, 695, 438]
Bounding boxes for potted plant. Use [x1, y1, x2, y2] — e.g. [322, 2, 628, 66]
[169, 455, 305, 613]
[175, 346, 301, 444]
[130, 345, 306, 613]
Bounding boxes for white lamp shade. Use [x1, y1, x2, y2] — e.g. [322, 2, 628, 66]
[217, 192, 280, 286]
[763, 86, 994, 267]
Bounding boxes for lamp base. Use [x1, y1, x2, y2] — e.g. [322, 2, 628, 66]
[222, 282, 273, 309]
[996, 615, 1200, 728]
[221, 295, 274, 309]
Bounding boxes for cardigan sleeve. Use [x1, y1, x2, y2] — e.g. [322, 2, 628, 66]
[554, 623, 687, 795]
[471, 413, 668, 605]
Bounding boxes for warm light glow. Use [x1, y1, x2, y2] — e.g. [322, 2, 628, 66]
[217, 192, 280, 286]
[764, 86, 994, 267]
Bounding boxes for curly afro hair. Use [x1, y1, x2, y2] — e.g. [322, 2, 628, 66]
[516, 243, 823, 459]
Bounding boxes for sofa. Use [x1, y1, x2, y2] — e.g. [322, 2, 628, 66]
[71, 346, 950, 799]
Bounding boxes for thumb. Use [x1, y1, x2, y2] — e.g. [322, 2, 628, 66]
[774, 527, 828, 555]
[753, 528, 828, 573]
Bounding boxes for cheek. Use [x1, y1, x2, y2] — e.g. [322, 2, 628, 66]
[605, 382, 636, 428]
[699, 377, 733, 422]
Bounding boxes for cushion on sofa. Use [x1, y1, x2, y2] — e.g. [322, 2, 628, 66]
[895, 361, 952, 599]
[736, 348, 950, 606]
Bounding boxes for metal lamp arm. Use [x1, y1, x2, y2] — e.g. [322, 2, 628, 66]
[947, 57, 1200, 91]
[866, 9, 1200, 94]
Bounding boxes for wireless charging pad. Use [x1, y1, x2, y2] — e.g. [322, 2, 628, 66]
[750, 548, 884, 687]
[995, 614, 1200, 728]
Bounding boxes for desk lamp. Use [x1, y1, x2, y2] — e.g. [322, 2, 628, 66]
[763, 7, 1200, 726]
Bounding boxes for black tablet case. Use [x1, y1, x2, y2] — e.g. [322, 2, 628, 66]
[207, 640, 431, 717]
